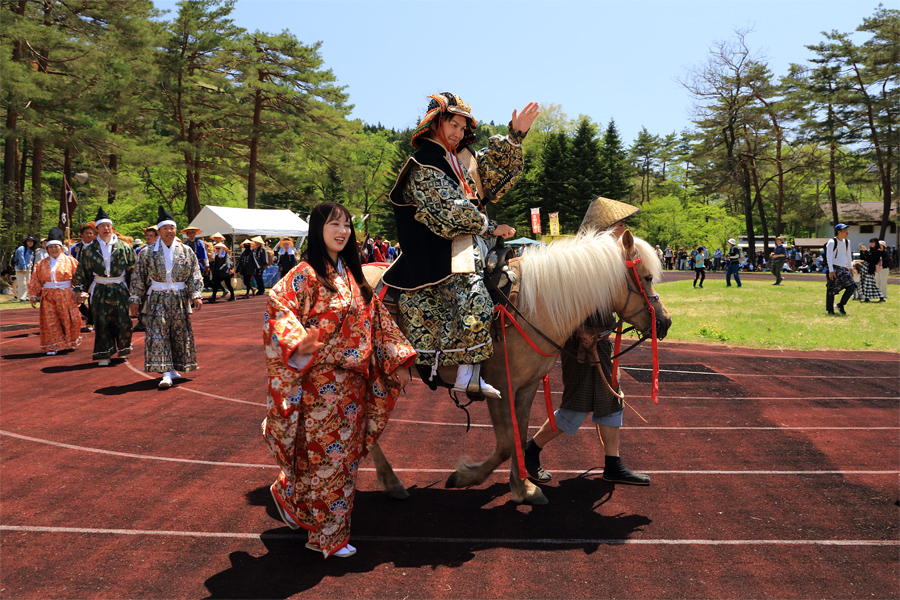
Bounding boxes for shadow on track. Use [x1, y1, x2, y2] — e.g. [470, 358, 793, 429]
[203, 479, 651, 599]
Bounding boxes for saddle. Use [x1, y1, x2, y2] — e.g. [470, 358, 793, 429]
[366, 240, 523, 399]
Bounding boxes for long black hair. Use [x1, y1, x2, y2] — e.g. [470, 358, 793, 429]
[306, 202, 373, 304]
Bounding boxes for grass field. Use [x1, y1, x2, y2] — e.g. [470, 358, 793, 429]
[654, 275, 899, 352]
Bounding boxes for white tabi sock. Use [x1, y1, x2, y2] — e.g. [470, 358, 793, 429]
[454, 364, 473, 388]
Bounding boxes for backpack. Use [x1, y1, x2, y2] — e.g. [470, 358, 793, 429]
[882, 249, 894, 270]
[821, 237, 846, 268]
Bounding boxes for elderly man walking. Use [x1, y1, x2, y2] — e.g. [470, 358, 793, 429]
[72, 207, 136, 366]
[130, 207, 204, 389]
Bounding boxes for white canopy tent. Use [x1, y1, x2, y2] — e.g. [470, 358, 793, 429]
[186, 205, 308, 240]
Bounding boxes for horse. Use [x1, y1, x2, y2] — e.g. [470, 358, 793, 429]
[365, 229, 671, 506]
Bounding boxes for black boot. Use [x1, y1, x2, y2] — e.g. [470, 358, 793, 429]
[602, 455, 650, 486]
[524, 439, 551, 483]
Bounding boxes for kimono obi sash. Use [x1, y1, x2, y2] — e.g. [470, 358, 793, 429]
[149, 279, 186, 292]
[43, 281, 72, 289]
[93, 274, 126, 285]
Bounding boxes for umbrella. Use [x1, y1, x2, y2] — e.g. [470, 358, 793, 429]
[507, 237, 541, 245]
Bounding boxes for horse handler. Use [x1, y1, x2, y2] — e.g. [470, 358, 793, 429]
[524, 195, 652, 486]
[129, 207, 204, 389]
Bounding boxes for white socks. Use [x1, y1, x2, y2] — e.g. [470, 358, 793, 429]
[455, 364, 474, 388]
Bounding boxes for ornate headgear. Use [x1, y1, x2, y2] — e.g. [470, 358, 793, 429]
[95, 207, 112, 227]
[411, 92, 477, 150]
[157, 206, 176, 229]
[579, 196, 640, 233]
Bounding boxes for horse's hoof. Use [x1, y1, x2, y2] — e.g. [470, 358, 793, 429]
[384, 487, 410, 500]
[445, 472, 463, 488]
[525, 492, 549, 506]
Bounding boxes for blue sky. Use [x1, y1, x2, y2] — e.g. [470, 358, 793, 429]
[152, 0, 883, 144]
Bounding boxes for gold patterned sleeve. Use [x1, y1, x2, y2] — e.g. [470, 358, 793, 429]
[405, 165, 496, 239]
[475, 133, 525, 203]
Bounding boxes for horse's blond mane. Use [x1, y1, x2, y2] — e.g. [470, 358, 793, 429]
[517, 231, 662, 339]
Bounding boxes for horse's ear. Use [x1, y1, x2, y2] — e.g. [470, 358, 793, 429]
[621, 229, 634, 253]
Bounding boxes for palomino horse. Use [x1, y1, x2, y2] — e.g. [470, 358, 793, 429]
[365, 229, 671, 505]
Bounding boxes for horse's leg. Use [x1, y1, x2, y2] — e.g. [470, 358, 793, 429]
[369, 441, 410, 500]
[506, 383, 549, 505]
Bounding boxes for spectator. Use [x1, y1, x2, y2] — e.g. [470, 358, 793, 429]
[677, 248, 687, 271]
[693, 246, 707, 288]
[770, 236, 787, 285]
[237, 240, 261, 297]
[664, 245, 673, 270]
[825, 223, 857, 316]
[725, 238, 743, 287]
[12, 236, 36, 301]
[858, 238, 886, 303]
[276, 238, 298, 280]
[251, 236, 268, 295]
[875, 241, 890, 298]
[34, 238, 49, 265]
[209, 242, 235, 302]
[69, 223, 96, 262]
[713, 246, 722, 272]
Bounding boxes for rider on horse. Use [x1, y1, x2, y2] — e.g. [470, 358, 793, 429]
[383, 92, 538, 399]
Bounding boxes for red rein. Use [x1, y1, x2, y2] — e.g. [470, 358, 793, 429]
[624, 257, 660, 403]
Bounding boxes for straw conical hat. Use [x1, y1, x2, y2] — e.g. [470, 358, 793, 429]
[250, 236, 265, 245]
[209, 232, 226, 241]
[580, 196, 640, 233]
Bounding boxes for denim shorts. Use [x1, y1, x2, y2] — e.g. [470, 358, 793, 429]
[553, 407, 624, 435]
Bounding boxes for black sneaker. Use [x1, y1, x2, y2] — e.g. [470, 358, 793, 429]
[837, 304, 847, 315]
[602, 456, 650, 486]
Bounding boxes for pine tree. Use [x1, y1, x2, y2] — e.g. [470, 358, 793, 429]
[599, 119, 633, 200]
[568, 116, 602, 219]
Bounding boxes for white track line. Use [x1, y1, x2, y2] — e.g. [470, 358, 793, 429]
[122, 360, 265, 406]
[388, 418, 899, 431]
[0, 526, 896, 547]
[2, 430, 897, 475]
[621, 367, 899, 379]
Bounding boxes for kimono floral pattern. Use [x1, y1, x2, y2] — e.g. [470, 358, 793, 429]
[27, 254, 82, 352]
[130, 240, 204, 373]
[398, 134, 523, 367]
[263, 261, 415, 557]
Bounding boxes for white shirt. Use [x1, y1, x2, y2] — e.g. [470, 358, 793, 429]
[825, 237, 852, 272]
[97, 234, 118, 276]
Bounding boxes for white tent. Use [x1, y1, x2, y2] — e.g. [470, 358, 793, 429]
[186, 205, 308, 239]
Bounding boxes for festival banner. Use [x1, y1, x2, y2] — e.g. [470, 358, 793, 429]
[530, 208, 541, 234]
[59, 180, 78, 229]
[549, 212, 559, 236]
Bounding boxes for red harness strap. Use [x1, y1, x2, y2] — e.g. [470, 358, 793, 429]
[495, 305, 561, 479]
[625, 258, 659, 403]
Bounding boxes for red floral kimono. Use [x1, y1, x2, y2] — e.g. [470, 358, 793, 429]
[27, 254, 82, 353]
[263, 260, 415, 557]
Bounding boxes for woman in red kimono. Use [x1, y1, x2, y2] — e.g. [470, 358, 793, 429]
[263, 202, 415, 558]
[27, 227, 82, 355]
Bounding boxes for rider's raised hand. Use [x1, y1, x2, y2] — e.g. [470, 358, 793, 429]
[511, 102, 540, 133]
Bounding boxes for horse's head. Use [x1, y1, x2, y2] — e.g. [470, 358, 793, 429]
[613, 230, 672, 340]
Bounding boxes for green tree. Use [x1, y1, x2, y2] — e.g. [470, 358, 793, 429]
[630, 127, 659, 204]
[598, 119, 632, 200]
[567, 116, 602, 217]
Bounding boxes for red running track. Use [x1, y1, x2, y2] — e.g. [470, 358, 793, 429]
[1, 296, 898, 599]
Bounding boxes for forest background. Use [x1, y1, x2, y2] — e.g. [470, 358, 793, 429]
[1, 0, 896, 261]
